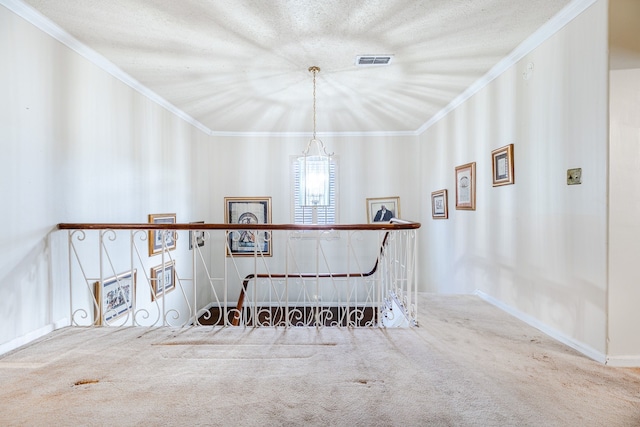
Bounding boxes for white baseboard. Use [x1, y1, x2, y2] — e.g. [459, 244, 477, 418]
[474, 290, 607, 364]
[604, 355, 640, 367]
[0, 318, 70, 356]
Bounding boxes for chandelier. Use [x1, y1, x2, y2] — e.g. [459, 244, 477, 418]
[300, 66, 333, 208]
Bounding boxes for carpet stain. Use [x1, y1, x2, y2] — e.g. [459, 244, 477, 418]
[73, 379, 99, 386]
[355, 379, 384, 387]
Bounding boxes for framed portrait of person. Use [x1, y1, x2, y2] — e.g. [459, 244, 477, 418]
[366, 197, 400, 223]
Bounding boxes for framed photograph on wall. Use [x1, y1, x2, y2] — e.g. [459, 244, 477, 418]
[491, 144, 515, 186]
[455, 162, 476, 210]
[366, 197, 400, 223]
[189, 221, 205, 250]
[150, 260, 176, 301]
[148, 213, 177, 256]
[431, 189, 448, 219]
[94, 269, 136, 325]
[224, 197, 272, 257]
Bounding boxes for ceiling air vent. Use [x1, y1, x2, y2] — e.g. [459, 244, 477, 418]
[355, 55, 393, 66]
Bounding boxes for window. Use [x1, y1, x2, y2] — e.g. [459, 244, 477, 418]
[291, 155, 338, 224]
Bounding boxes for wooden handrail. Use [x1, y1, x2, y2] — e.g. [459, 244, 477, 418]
[57, 221, 420, 231]
[231, 231, 393, 326]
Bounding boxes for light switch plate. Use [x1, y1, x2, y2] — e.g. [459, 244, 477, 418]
[567, 168, 582, 185]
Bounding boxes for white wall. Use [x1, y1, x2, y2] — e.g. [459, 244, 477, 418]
[418, 0, 609, 358]
[609, 68, 640, 364]
[0, 6, 208, 350]
[194, 135, 418, 224]
[192, 134, 419, 299]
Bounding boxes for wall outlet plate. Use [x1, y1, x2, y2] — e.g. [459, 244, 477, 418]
[567, 168, 582, 185]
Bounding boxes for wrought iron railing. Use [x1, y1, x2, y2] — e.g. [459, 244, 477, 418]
[57, 220, 420, 328]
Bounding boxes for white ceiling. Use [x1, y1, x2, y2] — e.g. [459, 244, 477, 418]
[15, 0, 590, 135]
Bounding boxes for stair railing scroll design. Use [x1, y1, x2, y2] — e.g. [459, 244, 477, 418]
[59, 221, 420, 328]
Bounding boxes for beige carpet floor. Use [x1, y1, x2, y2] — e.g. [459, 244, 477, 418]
[1, 294, 639, 426]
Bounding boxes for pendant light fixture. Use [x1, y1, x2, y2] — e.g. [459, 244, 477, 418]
[300, 66, 333, 208]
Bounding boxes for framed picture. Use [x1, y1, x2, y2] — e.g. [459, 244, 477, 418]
[150, 260, 176, 301]
[94, 269, 136, 325]
[455, 162, 476, 210]
[224, 197, 272, 256]
[431, 189, 448, 219]
[491, 144, 515, 186]
[189, 221, 205, 250]
[366, 197, 400, 223]
[148, 213, 177, 256]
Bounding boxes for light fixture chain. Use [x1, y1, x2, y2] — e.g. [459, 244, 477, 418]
[303, 66, 332, 157]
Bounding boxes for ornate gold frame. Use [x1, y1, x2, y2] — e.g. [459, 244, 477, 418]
[148, 213, 177, 256]
[431, 189, 448, 219]
[455, 162, 476, 210]
[491, 144, 515, 186]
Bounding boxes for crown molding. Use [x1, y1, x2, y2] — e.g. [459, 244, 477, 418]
[416, 0, 599, 135]
[209, 130, 419, 138]
[3, 0, 598, 139]
[1, 0, 213, 135]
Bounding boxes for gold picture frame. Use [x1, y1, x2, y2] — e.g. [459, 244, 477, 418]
[491, 144, 515, 186]
[150, 260, 176, 301]
[455, 162, 476, 210]
[94, 269, 136, 326]
[148, 213, 177, 256]
[366, 197, 400, 223]
[224, 197, 272, 257]
[431, 189, 448, 219]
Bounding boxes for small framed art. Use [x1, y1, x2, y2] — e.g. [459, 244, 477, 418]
[455, 162, 476, 210]
[491, 144, 514, 186]
[150, 260, 176, 301]
[189, 221, 205, 250]
[94, 269, 136, 325]
[366, 197, 400, 223]
[431, 189, 448, 219]
[224, 197, 272, 257]
[148, 213, 177, 256]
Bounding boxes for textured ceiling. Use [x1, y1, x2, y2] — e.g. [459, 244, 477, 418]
[20, 0, 575, 134]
